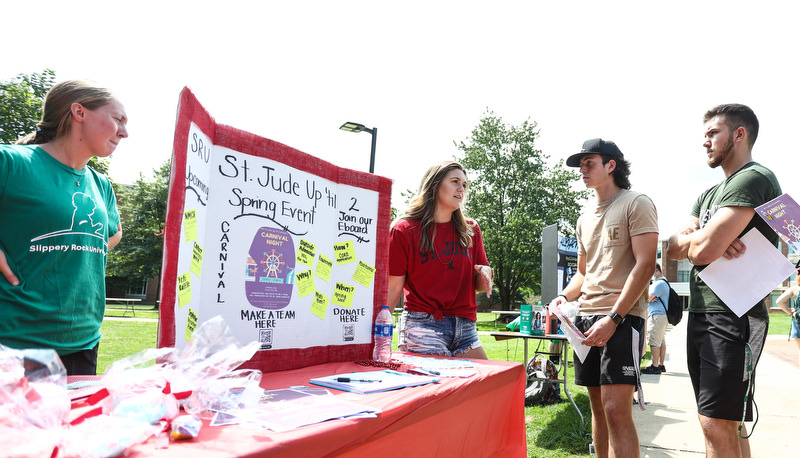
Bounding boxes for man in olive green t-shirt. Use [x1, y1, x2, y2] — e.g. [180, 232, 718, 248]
[667, 104, 781, 458]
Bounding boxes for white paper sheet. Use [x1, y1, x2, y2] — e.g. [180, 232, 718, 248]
[697, 228, 796, 317]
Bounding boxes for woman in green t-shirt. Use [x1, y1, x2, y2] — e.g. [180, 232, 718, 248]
[0, 79, 128, 375]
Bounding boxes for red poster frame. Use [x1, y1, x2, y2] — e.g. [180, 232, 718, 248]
[158, 88, 392, 372]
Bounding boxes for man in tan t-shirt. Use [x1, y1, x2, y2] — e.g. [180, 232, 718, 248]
[550, 138, 658, 458]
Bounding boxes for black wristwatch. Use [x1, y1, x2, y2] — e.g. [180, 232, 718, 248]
[607, 312, 624, 325]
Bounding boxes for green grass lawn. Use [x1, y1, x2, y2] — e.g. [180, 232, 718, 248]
[98, 318, 158, 375]
[769, 312, 793, 336]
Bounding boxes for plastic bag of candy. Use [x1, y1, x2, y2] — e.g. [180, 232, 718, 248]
[182, 368, 263, 416]
[0, 346, 70, 456]
[60, 414, 161, 458]
[170, 414, 203, 440]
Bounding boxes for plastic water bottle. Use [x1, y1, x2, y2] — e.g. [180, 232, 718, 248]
[372, 305, 394, 362]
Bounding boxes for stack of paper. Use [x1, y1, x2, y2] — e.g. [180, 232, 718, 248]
[309, 370, 439, 394]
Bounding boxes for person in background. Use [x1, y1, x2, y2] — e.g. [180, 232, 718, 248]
[0, 79, 127, 375]
[775, 262, 800, 366]
[667, 104, 780, 458]
[550, 138, 658, 458]
[388, 161, 493, 359]
[642, 263, 670, 374]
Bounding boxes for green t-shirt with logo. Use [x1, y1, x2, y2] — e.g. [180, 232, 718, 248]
[0, 145, 120, 355]
[689, 162, 781, 320]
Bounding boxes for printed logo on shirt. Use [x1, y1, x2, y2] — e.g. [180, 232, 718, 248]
[28, 192, 108, 255]
[419, 241, 471, 265]
[698, 205, 719, 229]
[606, 225, 620, 242]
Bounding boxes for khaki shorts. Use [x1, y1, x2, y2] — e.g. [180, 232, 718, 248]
[646, 313, 668, 347]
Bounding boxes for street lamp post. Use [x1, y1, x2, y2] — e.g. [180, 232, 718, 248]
[339, 121, 377, 173]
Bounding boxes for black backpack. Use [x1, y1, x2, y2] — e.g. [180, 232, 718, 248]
[524, 357, 561, 405]
[657, 278, 683, 326]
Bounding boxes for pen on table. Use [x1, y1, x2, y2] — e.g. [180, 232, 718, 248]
[336, 377, 381, 383]
[411, 368, 440, 376]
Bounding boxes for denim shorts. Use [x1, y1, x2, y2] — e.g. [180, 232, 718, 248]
[398, 311, 482, 357]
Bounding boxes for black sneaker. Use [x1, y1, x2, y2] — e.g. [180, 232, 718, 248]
[641, 365, 661, 374]
[658, 365, 666, 373]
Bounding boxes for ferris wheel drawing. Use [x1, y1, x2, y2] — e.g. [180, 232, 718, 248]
[260, 249, 285, 279]
[783, 219, 800, 244]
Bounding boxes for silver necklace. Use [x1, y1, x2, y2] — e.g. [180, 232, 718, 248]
[68, 168, 86, 187]
[51, 142, 85, 186]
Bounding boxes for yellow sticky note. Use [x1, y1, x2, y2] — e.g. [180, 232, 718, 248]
[184, 209, 197, 242]
[296, 239, 316, 267]
[333, 241, 356, 265]
[332, 282, 355, 308]
[191, 242, 203, 276]
[352, 260, 376, 288]
[178, 272, 192, 307]
[295, 269, 315, 297]
[315, 254, 333, 282]
[185, 308, 198, 341]
[310, 291, 329, 320]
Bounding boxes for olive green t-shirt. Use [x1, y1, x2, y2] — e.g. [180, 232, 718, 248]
[689, 162, 781, 320]
[0, 145, 120, 355]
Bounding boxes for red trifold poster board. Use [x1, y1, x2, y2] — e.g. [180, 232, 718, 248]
[158, 88, 392, 372]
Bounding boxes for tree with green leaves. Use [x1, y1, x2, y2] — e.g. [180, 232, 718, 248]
[106, 161, 171, 301]
[456, 111, 589, 310]
[0, 69, 56, 144]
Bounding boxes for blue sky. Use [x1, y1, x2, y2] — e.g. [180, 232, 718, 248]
[4, 1, 798, 237]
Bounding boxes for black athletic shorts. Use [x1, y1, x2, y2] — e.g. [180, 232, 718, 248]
[60, 343, 99, 376]
[687, 312, 767, 422]
[573, 314, 645, 386]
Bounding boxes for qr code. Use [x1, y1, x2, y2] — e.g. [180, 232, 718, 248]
[342, 324, 355, 341]
[259, 329, 273, 349]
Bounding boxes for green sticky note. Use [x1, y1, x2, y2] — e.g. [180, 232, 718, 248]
[296, 239, 316, 267]
[191, 242, 203, 276]
[185, 308, 198, 341]
[310, 291, 329, 320]
[332, 282, 355, 308]
[333, 241, 356, 265]
[178, 272, 192, 307]
[352, 260, 376, 288]
[295, 269, 315, 297]
[315, 253, 333, 282]
[184, 209, 197, 242]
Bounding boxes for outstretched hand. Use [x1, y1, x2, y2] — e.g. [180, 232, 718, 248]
[0, 248, 20, 286]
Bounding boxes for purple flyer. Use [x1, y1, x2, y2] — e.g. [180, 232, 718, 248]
[756, 193, 800, 252]
[246, 226, 296, 310]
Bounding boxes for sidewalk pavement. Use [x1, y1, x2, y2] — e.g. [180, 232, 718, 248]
[635, 318, 799, 457]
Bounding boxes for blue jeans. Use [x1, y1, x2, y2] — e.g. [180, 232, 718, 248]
[398, 311, 482, 357]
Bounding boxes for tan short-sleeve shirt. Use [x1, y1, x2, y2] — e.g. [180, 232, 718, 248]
[576, 189, 659, 319]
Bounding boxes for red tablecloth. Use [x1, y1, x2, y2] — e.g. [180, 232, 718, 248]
[113, 355, 526, 457]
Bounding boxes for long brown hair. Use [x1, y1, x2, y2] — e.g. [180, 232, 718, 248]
[16, 79, 116, 145]
[400, 161, 475, 252]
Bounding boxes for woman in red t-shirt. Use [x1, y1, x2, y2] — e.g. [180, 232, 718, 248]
[388, 161, 493, 359]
